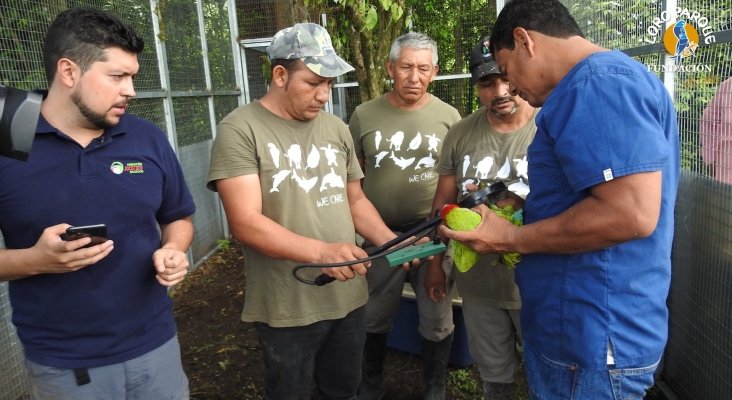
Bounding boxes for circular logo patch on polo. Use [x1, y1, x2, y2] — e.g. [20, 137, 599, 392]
[110, 161, 124, 175]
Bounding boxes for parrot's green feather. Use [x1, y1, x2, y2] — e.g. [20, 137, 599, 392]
[444, 207, 481, 272]
[488, 204, 524, 268]
[451, 241, 480, 272]
[444, 207, 481, 231]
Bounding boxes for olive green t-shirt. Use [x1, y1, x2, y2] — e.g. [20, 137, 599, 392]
[437, 106, 538, 308]
[207, 101, 367, 327]
[350, 95, 461, 228]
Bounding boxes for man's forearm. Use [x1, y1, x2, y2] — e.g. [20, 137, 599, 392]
[514, 175, 661, 254]
[160, 217, 194, 252]
[0, 248, 39, 281]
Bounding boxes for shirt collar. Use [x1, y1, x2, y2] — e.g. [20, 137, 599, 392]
[36, 112, 129, 140]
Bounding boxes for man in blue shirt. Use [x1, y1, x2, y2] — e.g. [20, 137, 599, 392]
[0, 7, 195, 399]
[439, 1, 680, 399]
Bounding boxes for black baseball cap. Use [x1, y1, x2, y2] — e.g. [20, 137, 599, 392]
[469, 36, 501, 82]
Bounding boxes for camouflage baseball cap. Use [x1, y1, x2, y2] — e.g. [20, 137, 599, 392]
[469, 36, 501, 82]
[267, 23, 354, 78]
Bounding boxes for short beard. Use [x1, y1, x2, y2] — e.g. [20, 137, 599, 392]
[71, 90, 115, 130]
[490, 95, 519, 117]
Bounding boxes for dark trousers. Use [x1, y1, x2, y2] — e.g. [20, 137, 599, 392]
[256, 306, 366, 400]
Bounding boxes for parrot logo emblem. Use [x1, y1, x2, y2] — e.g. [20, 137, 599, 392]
[663, 20, 699, 65]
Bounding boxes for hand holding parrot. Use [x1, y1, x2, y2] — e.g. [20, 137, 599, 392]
[440, 202, 523, 271]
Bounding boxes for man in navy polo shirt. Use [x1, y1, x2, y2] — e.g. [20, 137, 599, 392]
[0, 7, 195, 399]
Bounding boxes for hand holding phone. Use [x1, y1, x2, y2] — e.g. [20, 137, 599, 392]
[60, 224, 108, 248]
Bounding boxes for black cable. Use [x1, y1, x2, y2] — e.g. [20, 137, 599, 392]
[292, 216, 441, 286]
[292, 181, 508, 286]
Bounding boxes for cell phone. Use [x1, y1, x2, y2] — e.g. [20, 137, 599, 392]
[61, 224, 108, 248]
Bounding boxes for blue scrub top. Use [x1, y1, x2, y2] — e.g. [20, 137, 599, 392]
[517, 50, 680, 369]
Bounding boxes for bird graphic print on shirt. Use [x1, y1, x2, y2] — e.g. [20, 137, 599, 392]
[267, 141, 346, 199]
[369, 130, 442, 171]
[459, 153, 530, 198]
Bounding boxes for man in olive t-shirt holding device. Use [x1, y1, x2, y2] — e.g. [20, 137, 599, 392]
[350, 31, 461, 400]
[207, 23, 415, 400]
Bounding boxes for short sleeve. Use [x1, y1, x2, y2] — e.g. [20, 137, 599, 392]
[544, 72, 670, 192]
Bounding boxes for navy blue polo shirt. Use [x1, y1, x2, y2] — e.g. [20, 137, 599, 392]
[0, 113, 195, 368]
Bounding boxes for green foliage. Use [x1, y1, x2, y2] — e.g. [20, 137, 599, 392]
[567, 0, 660, 49]
[390, 2, 404, 22]
[217, 239, 231, 250]
[447, 368, 481, 397]
[303, 0, 410, 102]
[202, 1, 239, 91]
[0, 2, 55, 89]
[411, 0, 495, 73]
[364, 5, 378, 31]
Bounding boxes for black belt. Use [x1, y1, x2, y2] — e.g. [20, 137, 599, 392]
[74, 368, 91, 386]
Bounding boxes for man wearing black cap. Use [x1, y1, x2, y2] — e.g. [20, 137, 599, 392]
[424, 36, 537, 400]
[207, 23, 411, 400]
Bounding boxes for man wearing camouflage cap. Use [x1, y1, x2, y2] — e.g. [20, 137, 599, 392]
[267, 22, 354, 78]
[207, 22, 414, 399]
[424, 36, 537, 400]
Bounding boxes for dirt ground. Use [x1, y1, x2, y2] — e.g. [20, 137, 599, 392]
[172, 241, 499, 400]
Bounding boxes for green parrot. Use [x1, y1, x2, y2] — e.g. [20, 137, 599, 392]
[441, 203, 524, 272]
[441, 204, 481, 272]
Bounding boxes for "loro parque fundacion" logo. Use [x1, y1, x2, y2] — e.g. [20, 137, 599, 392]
[643, 7, 718, 73]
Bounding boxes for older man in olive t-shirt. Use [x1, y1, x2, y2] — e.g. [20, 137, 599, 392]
[350, 31, 461, 400]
